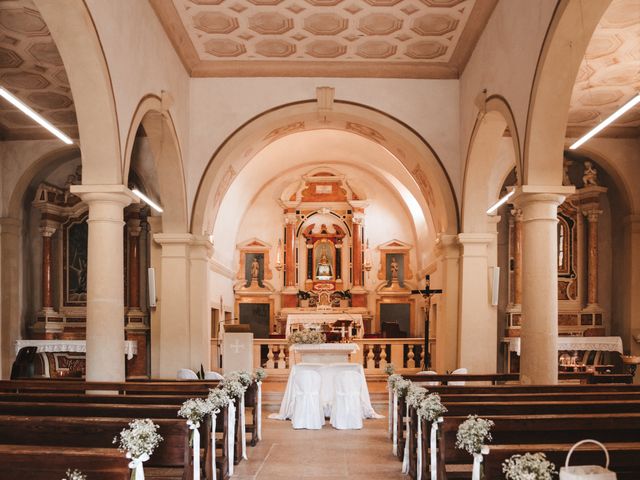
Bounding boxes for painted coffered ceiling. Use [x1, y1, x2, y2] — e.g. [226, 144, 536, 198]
[0, 0, 77, 141]
[151, 0, 497, 78]
[568, 0, 640, 137]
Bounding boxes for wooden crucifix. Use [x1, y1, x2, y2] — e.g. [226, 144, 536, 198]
[411, 275, 442, 369]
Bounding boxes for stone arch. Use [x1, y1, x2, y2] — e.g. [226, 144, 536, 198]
[461, 96, 521, 232]
[123, 95, 189, 233]
[524, 0, 613, 185]
[33, 0, 122, 184]
[191, 100, 459, 239]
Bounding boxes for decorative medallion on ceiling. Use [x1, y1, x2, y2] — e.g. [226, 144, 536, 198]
[151, 0, 497, 78]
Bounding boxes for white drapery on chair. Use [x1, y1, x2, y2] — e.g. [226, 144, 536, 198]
[291, 369, 325, 430]
[416, 370, 440, 386]
[205, 371, 225, 380]
[330, 370, 363, 430]
[448, 367, 468, 386]
[177, 368, 198, 380]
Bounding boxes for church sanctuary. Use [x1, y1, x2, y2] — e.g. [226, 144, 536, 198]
[1, 0, 640, 478]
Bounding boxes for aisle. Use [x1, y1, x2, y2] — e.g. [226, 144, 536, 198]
[233, 416, 405, 479]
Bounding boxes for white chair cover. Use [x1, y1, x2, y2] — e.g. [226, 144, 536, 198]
[177, 368, 198, 380]
[448, 367, 468, 386]
[416, 370, 440, 386]
[291, 369, 324, 430]
[204, 371, 224, 380]
[330, 370, 363, 430]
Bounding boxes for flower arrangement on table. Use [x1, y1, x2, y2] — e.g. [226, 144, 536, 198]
[502, 452, 556, 480]
[287, 329, 326, 345]
[384, 363, 396, 376]
[63, 469, 86, 480]
[113, 418, 163, 480]
[456, 415, 494, 480]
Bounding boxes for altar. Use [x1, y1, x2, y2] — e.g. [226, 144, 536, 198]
[289, 343, 358, 364]
[285, 313, 363, 336]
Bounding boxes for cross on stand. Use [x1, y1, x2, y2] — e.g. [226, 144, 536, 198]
[230, 339, 246, 354]
[411, 275, 442, 369]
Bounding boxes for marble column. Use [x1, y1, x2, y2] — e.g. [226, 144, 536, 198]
[39, 224, 57, 312]
[127, 218, 142, 310]
[0, 217, 21, 379]
[513, 186, 572, 385]
[284, 212, 297, 289]
[511, 208, 523, 305]
[70, 185, 136, 382]
[584, 209, 602, 308]
[433, 234, 460, 373]
[458, 233, 497, 373]
[352, 217, 363, 288]
[189, 236, 213, 371]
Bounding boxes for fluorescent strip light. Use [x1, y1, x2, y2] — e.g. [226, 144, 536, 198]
[570, 93, 640, 150]
[0, 87, 73, 145]
[487, 190, 514, 215]
[132, 188, 163, 213]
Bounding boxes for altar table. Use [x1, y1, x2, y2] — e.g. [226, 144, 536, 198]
[15, 339, 138, 360]
[289, 343, 358, 364]
[270, 363, 383, 421]
[502, 336, 623, 356]
[286, 313, 363, 336]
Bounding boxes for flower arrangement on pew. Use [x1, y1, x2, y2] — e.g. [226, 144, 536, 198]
[206, 387, 231, 480]
[287, 329, 326, 345]
[502, 452, 557, 480]
[417, 393, 448, 480]
[63, 469, 86, 480]
[221, 373, 251, 469]
[113, 418, 163, 480]
[178, 397, 211, 480]
[455, 415, 494, 480]
[402, 385, 430, 474]
[252, 367, 267, 441]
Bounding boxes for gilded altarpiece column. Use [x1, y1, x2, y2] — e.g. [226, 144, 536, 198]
[350, 207, 367, 307]
[282, 210, 298, 308]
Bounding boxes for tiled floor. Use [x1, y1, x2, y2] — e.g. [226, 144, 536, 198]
[233, 415, 405, 479]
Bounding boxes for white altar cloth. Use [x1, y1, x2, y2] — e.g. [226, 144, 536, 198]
[286, 313, 363, 336]
[15, 339, 138, 360]
[502, 336, 623, 356]
[290, 343, 358, 364]
[270, 363, 383, 421]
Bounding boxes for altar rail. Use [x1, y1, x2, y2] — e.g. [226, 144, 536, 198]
[251, 338, 435, 376]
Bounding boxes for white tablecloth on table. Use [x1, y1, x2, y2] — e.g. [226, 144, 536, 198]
[15, 339, 138, 360]
[290, 343, 359, 364]
[502, 336, 623, 356]
[286, 313, 363, 336]
[269, 363, 383, 420]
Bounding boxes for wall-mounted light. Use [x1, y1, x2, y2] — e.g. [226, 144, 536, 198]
[0, 87, 73, 145]
[487, 190, 515, 215]
[570, 93, 640, 150]
[132, 188, 163, 213]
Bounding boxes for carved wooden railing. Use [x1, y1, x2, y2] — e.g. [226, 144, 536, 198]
[251, 338, 436, 376]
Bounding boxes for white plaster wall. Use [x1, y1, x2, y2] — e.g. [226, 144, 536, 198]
[460, 0, 557, 164]
[188, 77, 460, 212]
[85, 0, 191, 179]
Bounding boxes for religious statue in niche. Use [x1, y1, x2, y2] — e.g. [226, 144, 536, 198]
[65, 219, 88, 304]
[582, 161, 599, 186]
[385, 253, 405, 288]
[314, 244, 334, 281]
[244, 253, 264, 288]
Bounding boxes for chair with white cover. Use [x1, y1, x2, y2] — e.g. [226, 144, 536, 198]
[448, 367, 468, 386]
[291, 369, 324, 430]
[416, 370, 440, 386]
[330, 369, 363, 430]
[204, 371, 224, 380]
[177, 368, 198, 380]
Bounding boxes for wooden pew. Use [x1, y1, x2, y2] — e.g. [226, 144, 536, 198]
[402, 372, 634, 385]
[0, 444, 130, 480]
[0, 379, 219, 395]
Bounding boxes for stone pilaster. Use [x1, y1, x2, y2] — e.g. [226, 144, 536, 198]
[0, 217, 21, 379]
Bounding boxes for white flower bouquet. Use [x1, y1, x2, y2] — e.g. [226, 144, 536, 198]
[221, 377, 247, 399]
[178, 397, 211, 426]
[63, 469, 86, 480]
[387, 373, 403, 390]
[384, 363, 395, 375]
[455, 415, 494, 455]
[406, 385, 428, 408]
[417, 393, 447, 422]
[113, 418, 163, 480]
[287, 329, 326, 345]
[253, 367, 267, 382]
[502, 452, 556, 480]
[208, 387, 230, 412]
[394, 378, 412, 398]
[228, 370, 253, 387]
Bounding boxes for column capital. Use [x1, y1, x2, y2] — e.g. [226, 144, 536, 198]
[435, 233, 460, 258]
[39, 225, 57, 237]
[583, 209, 603, 223]
[70, 184, 138, 208]
[284, 213, 297, 225]
[457, 233, 495, 257]
[511, 185, 574, 223]
[510, 208, 523, 221]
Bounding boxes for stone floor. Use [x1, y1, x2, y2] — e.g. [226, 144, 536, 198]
[233, 415, 405, 479]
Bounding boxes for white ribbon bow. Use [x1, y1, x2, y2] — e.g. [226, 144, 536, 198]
[240, 393, 248, 460]
[388, 387, 393, 438]
[472, 448, 488, 480]
[228, 400, 236, 476]
[211, 409, 220, 480]
[417, 416, 423, 480]
[402, 404, 410, 474]
[126, 452, 149, 480]
[187, 420, 201, 480]
[430, 417, 443, 480]
[392, 391, 398, 455]
[257, 381, 263, 441]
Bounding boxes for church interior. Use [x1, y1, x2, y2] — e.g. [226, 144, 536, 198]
[0, 0, 640, 478]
